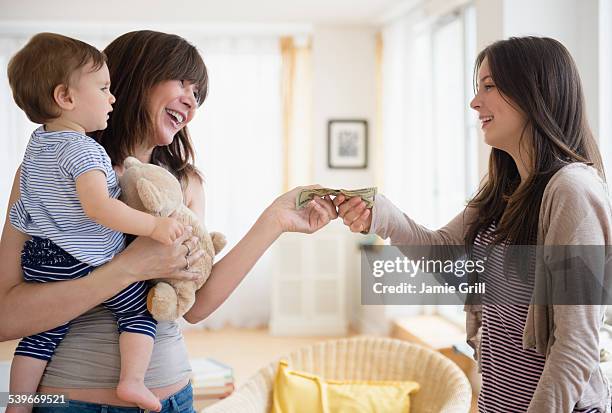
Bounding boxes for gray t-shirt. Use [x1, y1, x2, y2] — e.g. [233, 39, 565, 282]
[41, 305, 192, 388]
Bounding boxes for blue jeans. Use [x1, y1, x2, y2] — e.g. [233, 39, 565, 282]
[32, 382, 195, 413]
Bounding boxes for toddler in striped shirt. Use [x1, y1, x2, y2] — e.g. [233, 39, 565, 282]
[6, 33, 181, 412]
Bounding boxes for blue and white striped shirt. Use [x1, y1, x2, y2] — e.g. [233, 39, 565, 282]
[10, 127, 125, 266]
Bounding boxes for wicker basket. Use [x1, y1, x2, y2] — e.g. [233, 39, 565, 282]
[203, 336, 472, 413]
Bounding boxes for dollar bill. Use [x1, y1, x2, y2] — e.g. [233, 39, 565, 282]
[296, 187, 377, 209]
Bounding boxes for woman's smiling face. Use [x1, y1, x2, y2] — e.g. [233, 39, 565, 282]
[470, 57, 528, 155]
[147, 79, 199, 146]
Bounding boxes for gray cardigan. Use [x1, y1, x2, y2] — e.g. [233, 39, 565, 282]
[370, 163, 611, 412]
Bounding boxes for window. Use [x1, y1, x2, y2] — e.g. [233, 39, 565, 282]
[381, 4, 477, 326]
[432, 5, 477, 325]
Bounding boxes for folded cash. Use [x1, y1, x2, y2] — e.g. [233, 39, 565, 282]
[296, 187, 377, 209]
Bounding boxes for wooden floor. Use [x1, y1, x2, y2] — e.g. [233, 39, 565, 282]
[0, 328, 478, 412]
[182, 327, 354, 385]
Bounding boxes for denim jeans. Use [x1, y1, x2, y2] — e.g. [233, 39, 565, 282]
[32, 382, 195, 413]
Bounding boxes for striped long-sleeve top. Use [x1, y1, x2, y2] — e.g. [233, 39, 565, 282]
[474, 224, 600, 412]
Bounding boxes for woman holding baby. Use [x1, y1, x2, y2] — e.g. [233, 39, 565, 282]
[0, 30, 336, 412]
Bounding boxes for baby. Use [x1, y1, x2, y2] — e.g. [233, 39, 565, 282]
[6, 33, 180, 412]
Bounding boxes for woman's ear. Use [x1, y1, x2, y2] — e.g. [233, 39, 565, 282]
[53, 84, 75, 111]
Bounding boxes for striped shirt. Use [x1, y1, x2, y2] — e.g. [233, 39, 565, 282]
[9, 127, 124, 266]
[474, 224, 600, 413]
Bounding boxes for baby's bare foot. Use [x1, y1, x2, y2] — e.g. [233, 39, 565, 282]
[117, 378, 161, 412]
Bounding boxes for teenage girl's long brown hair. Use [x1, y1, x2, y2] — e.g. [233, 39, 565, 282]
[465, 37, 604, 247]
[95, 30, 208, 185]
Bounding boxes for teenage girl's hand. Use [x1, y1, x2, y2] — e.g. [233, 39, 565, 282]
[334, 194, 372, 233]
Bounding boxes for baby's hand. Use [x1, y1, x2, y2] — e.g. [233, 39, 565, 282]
[150, 217, 184, 245]
[333, 194, 372, 233]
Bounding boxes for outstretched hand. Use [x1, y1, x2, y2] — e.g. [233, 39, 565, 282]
[334, 194, 372, 233]
[266, 185, 338, 234]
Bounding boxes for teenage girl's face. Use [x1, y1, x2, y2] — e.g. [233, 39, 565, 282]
[470, 58, 527, 155]
[147, 79, 199, 147]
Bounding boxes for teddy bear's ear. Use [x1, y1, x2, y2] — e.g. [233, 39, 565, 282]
[210, 232, 227, 255]
[124, 157, 142, 169]
[137, 178, 164, 213]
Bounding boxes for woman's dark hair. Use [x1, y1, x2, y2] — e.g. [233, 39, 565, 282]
[95, 30, 208, 185]
[465, 36, 604, 247]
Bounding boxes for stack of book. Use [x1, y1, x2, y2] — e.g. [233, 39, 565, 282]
[190, 357, 235, 410]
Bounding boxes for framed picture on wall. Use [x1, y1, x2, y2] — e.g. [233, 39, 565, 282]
[327, 119, 368, 169]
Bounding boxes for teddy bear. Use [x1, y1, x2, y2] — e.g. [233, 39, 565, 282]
[119, 156, 226, 321]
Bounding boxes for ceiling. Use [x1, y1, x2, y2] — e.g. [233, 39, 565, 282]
[0, 0, 411, 26]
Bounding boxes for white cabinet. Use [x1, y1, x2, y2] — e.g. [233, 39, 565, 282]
[270, 224, 349, 336]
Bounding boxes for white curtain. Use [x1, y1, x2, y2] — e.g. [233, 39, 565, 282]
[381, 12, 438, 229]
[0, 32, 283, 329]
[380, 7, 477, 322]
[0, 37, 37, 226]
[381, 8, 477, 229]
[187, 36, 283, 328]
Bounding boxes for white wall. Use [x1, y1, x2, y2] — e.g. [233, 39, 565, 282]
[502, 0, 600, 138]
[309, 26, 380, 333]
[311, 26, 378, 188]
[473, 0, 604, 178]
